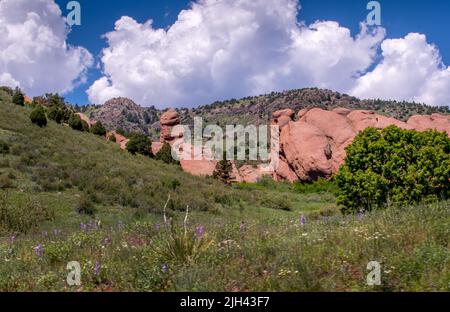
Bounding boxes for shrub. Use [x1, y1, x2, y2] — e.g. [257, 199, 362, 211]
[336, 126, 450, 213]
[126, 133, 152, 156]
[30, 106, 47, 127]
[0, 175, 13, 189]
[75, 196, 97, 216]
[12, 88, 24, 106]
[108, 133, 116, 143]
[116, 128, 127, 136]
[81, 120, 90, 132]
[293, 178, 338, 194]
[0, 193, 54, 233]
[155, 142, 178, 164]
[0, 140, 9, 154]
[44, 94, 73, 124]
[0, 86, 13, 96]
[68, 114, 83, 131]
[213, 158, 233, 185]
[91, 121, 106, 136]
[47, 107, 61, 123]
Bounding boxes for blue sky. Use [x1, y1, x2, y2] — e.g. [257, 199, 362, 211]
[3, 0, 450, 107]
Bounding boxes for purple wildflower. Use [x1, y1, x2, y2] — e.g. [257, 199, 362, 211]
[93, 261, 101, 276]
[300, 215, 306, 226]
[10, 235, 16, 245]
[162, 264, 169, 273]
[194, 225, 204, 240]
[358, 210, 365, 220]
[33, 244, 43, 257]
[239, 222, 245, 233]
[80, 223, 87, 231]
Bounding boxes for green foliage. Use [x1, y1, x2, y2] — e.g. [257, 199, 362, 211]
[76, 196, 97, 216]
[29, 106, 47, 127]
[68, 114, 84, 131]
[293, 178, 338, 194]
[126, 133, 152, 156]
[91, 121, 106, 136]
[155, 142, 177, 164]
[108, 133, 116, 143]
[0, 193, 54, 233]
[0, 140, 9, 154]
[40, 94, 73, 124]
[336, 126, 450, 213]
[0, 86, 13, 96]
[213, 158, 233, 185]
[116, 128, 127, 136]
[81, 120, 90, 132]
[12, 88, 24, 106]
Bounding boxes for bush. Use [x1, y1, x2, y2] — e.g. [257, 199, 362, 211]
[75, 196, 97, 216]
[30, 106, 47, 127]
[126, 133, 152, 156]
[81, 120, 90, 132]
[213, 158, 233, 185]
[12, 88, 24, 106]
[47, 107, 64, 124]
[43, 94, 73, 124]
[108, 133, 116, 143]
[0, 175, 13, 189]
[91, 121, 106, 136]
[336, 126, 450, 213]
[0, 193, 54, 233]
[68, 114, 83, 131]
[116, 128, 127, 136]
[155, 142, 178, 164]
[0, 140, 9, 154]
[0, 86, 13, 96]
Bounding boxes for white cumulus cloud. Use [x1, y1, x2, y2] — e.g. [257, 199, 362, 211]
[0, 0, 93, 96]
[351, 33, 450, 106]
[87, 0, 385, 107]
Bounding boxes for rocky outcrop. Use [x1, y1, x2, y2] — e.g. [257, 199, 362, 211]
[92, 97, 159, 137]
[107, 131, 129, 150]
[154, 106, 449, 183]
[407, 114, 450, 136]
[347, 110, 412, 132]
[76, 113, 94, 128]
[274, 108, 450, 182]
[160, 108, 181, 143]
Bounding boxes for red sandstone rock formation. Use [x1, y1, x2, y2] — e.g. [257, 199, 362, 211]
[156, 106, 449, 183]
[76, 113, 94, 128]
[407, 114, 450, 136]
[106, 131, 129, 150]
[160, 108, 181, 143]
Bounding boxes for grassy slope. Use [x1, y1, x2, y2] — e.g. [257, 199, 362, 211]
[0, 93, 449, 291]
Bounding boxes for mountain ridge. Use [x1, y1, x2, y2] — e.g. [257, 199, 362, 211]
[76, 88, 450, 139]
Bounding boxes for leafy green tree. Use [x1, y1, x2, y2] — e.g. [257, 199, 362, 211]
[0, 86, 13, 96]
[91, 121, 107, 136]
[30, 106, 47, 127]
[68, 114, 83, 131]
[126, 133, 152, 157]
[47, 106, 64, 123]
[81, 120, 90, 132]
[116, 128, 127, 136]
[336, 126, 450, 214]
[12, 88, 24, 106]
[213, 157, 233, 185]
[155, 142, 178, 164]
